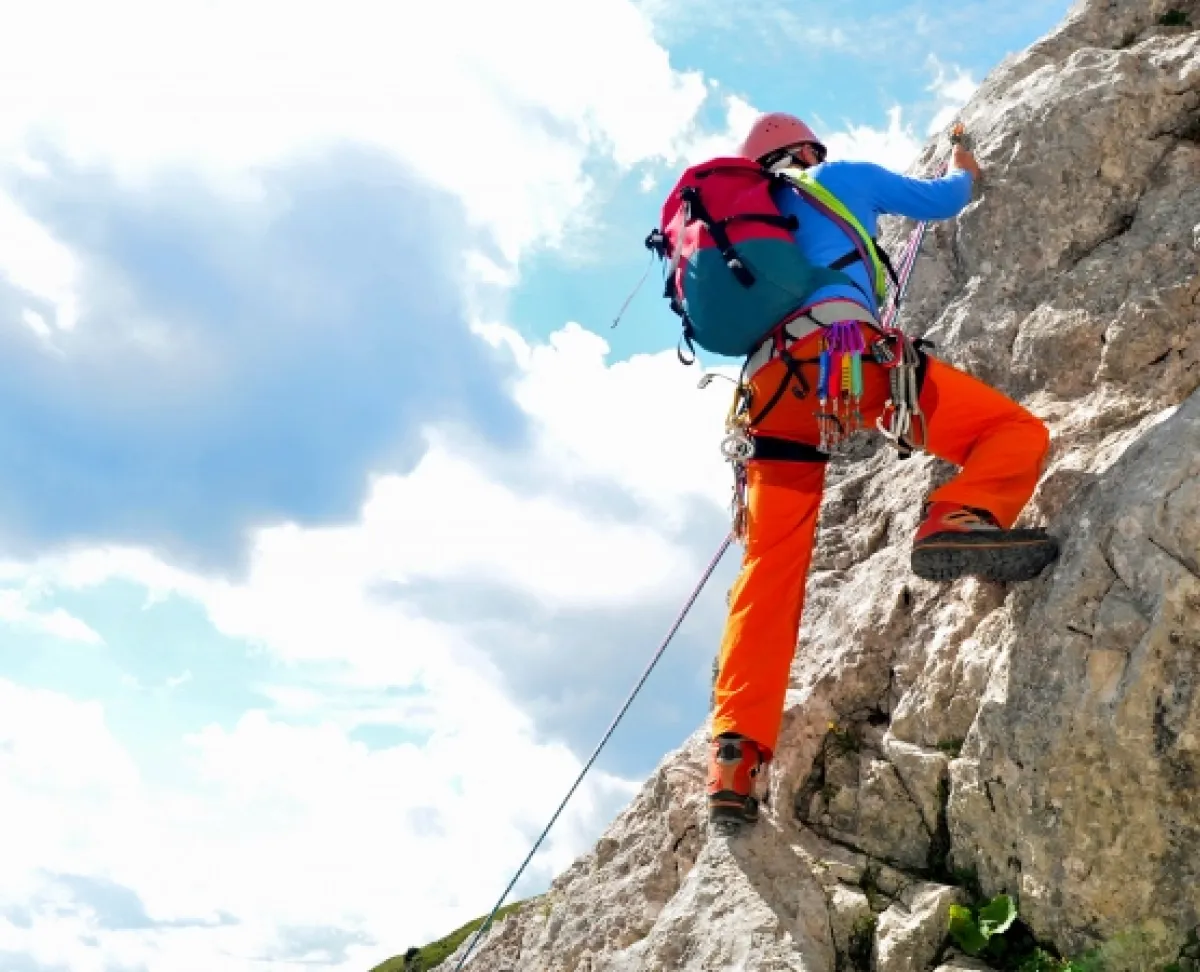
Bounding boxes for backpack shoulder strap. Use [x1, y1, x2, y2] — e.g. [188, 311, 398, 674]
[777, 168, 889, 302]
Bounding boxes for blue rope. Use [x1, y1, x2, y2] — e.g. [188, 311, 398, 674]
[450, 532, 735, 971]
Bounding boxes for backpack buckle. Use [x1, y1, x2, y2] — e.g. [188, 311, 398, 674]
[644, 228, 668, 257]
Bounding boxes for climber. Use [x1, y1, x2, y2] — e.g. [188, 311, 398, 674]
[706, 113, 1060, 831]
[403, 946, 423, 971]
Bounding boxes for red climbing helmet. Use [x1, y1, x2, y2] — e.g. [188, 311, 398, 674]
[738, 112, 827, 164]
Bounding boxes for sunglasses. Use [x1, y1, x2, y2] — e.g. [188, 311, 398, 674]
[763, 142, 827, 169]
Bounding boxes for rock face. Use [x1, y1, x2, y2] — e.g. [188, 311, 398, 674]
[444, 1, 1200, 969]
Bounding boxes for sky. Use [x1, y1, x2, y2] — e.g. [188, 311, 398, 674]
[0, 0, 1074, 969]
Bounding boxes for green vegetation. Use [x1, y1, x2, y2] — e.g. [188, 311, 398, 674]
[848, 913, 877, 971]
[948, 893, 1019, 961]
[1014, 928, 1182, 972]
[1159, 9, 1192, 27]
[371, 899, 530, 971]
[937, 738, 964, 758]
[826, 720, 861, 756]
[944, 893, 1185, 972]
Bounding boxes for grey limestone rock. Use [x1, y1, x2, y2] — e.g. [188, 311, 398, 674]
[442, 1, 1199, 968]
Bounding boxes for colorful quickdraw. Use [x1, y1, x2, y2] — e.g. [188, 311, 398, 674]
[816, 320, 867, 451]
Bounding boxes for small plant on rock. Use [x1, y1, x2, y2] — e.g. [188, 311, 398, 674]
[937, 738, 964, 758]
[826, 721, 861, 755]
[948, 893, 1019, 962]
[1003, 924, 1183, 972]
[1018, 949, 1072, 972]
[848, 914, 877, 971]
[1066, 928, 1181, 972]
[1159, 9, 1192, 27]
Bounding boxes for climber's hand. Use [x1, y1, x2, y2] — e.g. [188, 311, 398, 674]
[949, 123, 981, 182]
[951, 142, 982, 182]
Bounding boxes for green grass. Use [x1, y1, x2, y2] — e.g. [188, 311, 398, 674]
[370, 899, 530, 971]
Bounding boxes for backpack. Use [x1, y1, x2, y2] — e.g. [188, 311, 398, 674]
[644, 158, 895, 361]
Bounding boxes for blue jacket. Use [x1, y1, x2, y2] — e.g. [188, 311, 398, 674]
[771, 160, 974, 315]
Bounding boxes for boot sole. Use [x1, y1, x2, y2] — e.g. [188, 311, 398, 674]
[709, 816, 749, 838]
[911, 532, 1060, 583]
[708, 793, 760, 836]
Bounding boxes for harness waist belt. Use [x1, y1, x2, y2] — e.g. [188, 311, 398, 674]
[745, 298, 880, 379]
[750, 436, 830, 463]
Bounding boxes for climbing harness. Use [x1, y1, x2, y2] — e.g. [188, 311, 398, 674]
[706, 250, 931, 534]
[450, 533, 735, 971]
[710, 123, 970, 536]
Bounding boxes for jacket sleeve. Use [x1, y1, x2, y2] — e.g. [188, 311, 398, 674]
[862, 163, 974, 221]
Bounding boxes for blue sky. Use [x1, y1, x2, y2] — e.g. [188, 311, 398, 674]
[0, 0, 1071, 969]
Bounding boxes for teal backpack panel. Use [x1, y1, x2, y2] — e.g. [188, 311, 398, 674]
[681, 239, 853, 357]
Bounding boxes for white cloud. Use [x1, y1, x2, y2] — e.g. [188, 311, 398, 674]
[0, 682, 141, 896]
[0, 192, 80, 333]
[19, 309, 51, 341]
[768, 9, 852, 50]
[504, 322, 736, 519]
[0, 586, 103, 645]
[0, 0, 711, 272]
[166, 670, 193, 689]
[0, 0, 725, 358]
[822, 105, 925, 171]
[661, 92, 934, 176]
[669, 94, 762, 165]
[0, 673, 639, 972]
[926, 57, 980, 136]
[120, 669, 194, 693]
[0, 320, 735, 969]
[32, 322, 734, 665]
[641, 0, 853, 53]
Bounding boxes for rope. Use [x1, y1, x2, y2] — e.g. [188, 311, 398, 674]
[879, 194, 934, 330]
[610, 251, 656, 330]
[450, 531, 736, 971]
[882, 128, 962, 327]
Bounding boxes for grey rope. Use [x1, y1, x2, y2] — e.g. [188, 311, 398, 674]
[450, 531, 735, 970]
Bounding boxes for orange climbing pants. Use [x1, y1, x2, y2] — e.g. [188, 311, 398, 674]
[711, 324, 1050, 758]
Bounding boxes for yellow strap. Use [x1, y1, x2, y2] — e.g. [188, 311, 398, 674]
[778, 167, 888, 301]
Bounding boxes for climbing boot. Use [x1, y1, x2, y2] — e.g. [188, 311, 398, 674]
[707, 733, 764, 834]
[911, 502, 1060, 583]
